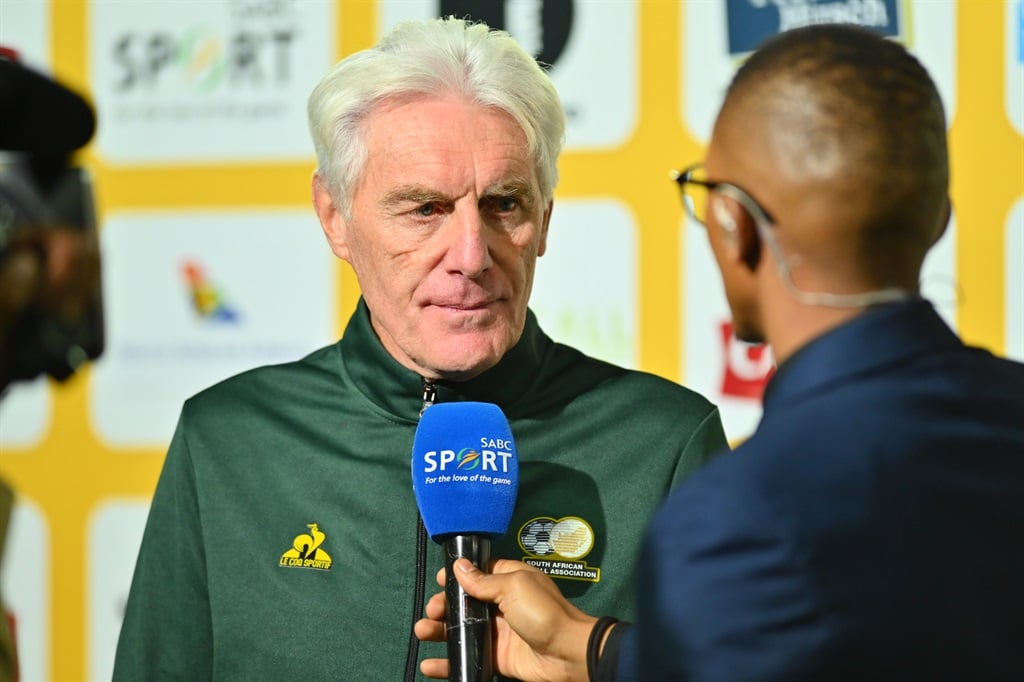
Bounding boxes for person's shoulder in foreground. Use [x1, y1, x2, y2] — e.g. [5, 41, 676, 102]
[629, 20, 1024, 682]
[637, 298, 1024, 681]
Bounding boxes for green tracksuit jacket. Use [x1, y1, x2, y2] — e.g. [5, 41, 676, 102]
[114, 300, 728, 680]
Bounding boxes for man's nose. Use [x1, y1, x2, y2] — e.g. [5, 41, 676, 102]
[442, 208, 493, 278]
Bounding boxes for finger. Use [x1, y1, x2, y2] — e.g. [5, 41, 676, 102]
[488, 558, 567, 603]
[419, 657, 450, 679]
[489, 557, 542, 576]
[435, 565, 447, 588]
[423, 590, 448, 620]
[413, 617, 446, 643]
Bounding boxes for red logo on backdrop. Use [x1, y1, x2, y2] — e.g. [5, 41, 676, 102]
[720, 321, 774, 400]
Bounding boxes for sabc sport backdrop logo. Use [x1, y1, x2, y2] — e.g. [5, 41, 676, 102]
[92, 1, 332, 162]
[519, 516, 601, 583]
[108, 1, 302, 97]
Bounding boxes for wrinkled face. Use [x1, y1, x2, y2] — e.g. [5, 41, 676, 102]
[314, 95, 551, 381]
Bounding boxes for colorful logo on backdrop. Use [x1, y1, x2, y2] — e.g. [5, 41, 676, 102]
[279, 523, 333, 571]
[725, 0, 902, 55]
[720, 321, 775, 400]
[519, 516, 601, 583]
[181, 260, 239, 323]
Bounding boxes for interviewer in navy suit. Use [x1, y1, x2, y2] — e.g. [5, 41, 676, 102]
[414, 23, 1024, 682]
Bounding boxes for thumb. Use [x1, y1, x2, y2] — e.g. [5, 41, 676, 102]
[452, 557, 501, 601]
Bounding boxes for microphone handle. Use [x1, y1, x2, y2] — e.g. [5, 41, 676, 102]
[443, 534, 494, 682]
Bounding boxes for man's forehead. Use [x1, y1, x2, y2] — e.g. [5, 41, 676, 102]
[353, 94, 538, 199]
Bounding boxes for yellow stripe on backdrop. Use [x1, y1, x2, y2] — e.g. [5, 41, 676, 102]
[338, 1, 376, 324]
[0, 2, 1019, 680]
[953, 0, 1022, 354]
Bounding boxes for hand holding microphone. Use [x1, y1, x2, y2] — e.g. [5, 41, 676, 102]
[418, 558, 601, 682]
[412, 402, 520, 682]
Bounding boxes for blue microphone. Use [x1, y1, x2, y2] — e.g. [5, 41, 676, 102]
[412, 402, 519, 682]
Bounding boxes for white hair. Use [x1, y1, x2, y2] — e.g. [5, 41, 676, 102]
[307, 17, 566, 217]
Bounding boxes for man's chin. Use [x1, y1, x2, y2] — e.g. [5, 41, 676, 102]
[422, 337, 512, 382]
[428, 361, 496, 383]
[732, 322, 765, 346]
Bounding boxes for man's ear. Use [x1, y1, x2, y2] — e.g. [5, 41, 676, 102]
[713, 196, 761, 272]
[312, 173, 351, 262]
[736, 210, 762, 272]
[537, 200, 553, 257]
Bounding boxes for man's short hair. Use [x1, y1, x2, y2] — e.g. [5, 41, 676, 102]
[724, 24, 949, 244]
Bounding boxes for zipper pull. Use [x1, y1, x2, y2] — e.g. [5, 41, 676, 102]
[420, 379, 437, 417]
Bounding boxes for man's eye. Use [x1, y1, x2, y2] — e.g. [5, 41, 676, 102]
[416, 203, 439, 217]
[490, 196, 519, 213]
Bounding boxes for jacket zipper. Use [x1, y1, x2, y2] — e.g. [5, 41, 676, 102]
[403, 379, 438, 682]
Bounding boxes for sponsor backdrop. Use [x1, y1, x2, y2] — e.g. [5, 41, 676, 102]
[0, 1, 1020, 679]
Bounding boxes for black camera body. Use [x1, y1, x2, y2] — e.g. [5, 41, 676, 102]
[0, 53, 104, 392]
[0, 157, 104, 388]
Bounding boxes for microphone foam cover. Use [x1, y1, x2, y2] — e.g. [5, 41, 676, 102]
[412, 402, 519, 541]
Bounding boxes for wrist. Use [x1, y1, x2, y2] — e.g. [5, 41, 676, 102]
[546, 615, 599, 682]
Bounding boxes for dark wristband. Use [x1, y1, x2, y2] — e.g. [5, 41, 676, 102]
[595, 621, 630, 682]
[586, 616, 619, 682]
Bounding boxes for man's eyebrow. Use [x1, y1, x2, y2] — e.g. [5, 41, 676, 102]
[484, 175, 534, 197]
[382, 185, 447, 206]
[381, 176, 536, 207]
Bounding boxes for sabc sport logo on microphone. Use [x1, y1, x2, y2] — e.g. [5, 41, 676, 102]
[420, 437, 514, 487]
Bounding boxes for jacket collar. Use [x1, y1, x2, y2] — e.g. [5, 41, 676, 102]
[338, 298, 550, 421]
[763, 298, 962, 411]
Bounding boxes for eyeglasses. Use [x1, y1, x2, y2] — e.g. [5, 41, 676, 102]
[670, 161, 914, 308]
[671, 163, 775, 229]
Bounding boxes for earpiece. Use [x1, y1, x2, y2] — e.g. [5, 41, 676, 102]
[712, 194, 761, 269]
[712, 196, 737, 234]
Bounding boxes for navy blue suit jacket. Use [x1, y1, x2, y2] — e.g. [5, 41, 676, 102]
[622, 300, 1024, 680]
